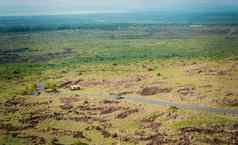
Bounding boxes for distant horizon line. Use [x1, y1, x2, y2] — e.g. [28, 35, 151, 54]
[1, 8, 238, 17]
[0, 10, 132, 17]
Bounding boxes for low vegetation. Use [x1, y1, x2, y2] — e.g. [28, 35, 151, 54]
[0, 20, 238, 144]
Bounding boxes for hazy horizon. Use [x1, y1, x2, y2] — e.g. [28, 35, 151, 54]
[1, 0, 238, 16]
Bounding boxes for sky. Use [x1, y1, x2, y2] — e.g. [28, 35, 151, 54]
[0, 0, 238, 16]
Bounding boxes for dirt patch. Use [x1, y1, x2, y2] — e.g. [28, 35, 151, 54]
[100, 106, 122, 115]
[59, 96, 81, 110]
[175, 85, 207, 100]
[116, 109, 139, 119]
[186, 65, 231, 76]
[79, 75, 145, 87]
[60, 96, 81, 104]
[175, 85, 195, 96]
[141, 86, 171, 96]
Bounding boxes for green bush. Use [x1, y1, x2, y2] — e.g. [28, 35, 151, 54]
[73, 141, 88, 145]
[20, 83, 37, 95]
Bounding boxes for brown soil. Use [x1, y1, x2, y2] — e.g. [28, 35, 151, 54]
[141, 86, 171, 96]
[116, 109, 139, 119]
[78, 75, 146, 87]
[60, 96, 81, 104]
[186, 64, 231, 76]
[175, 85, 195, 96]
[100, 106, 121, 115]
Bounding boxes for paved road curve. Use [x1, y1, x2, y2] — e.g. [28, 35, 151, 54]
[111, 95, 238, 116]
[36, 82, 238, 115]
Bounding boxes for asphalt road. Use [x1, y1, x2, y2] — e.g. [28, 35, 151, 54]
[111, 95, 238, 116]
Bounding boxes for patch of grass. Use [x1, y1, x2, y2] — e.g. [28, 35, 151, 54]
[168, 106, 179, 113]
[19, 83, 37, 95]
[142, 112, 162, 122]
[1, 24, 238, 145]
[44, 80, 58, 90]
[170, 112, 238, 129]
[0, 135, 27, 145]
[73, 141, 89, 145]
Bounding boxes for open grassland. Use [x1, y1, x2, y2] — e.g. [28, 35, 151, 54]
[0, 24, 238, 145]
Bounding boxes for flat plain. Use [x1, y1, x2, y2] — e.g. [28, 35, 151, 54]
[0, 13, 238, 145]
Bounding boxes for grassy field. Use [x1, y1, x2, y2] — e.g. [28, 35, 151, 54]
[0, 23, 238, 145]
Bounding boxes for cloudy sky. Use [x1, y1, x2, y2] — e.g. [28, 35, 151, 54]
[0, 0, 238, 16]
